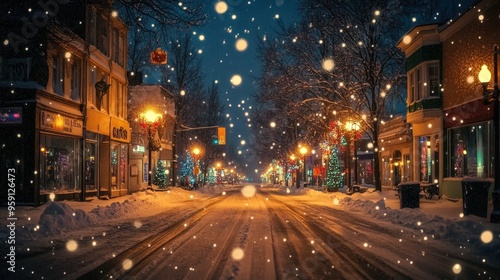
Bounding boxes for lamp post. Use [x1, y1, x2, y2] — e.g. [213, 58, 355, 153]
[192, 147, 201, 189]
[290, 154, 299, 188]
[345, 121, 360, 193]
[478, 44, 500, 223]
[299, 146, 308, 187]
[139, 110, 162, 188]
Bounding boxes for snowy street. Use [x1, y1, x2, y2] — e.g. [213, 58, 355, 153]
[1, 185, 499, 279]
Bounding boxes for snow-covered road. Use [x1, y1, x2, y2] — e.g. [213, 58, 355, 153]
[2, 185, 498, 279]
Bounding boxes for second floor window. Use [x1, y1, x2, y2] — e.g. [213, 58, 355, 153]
[96, 15, 108, 55]
[52, 53, 64, 96]
[112, 28, 125, 67]
[428, 63, 439, 96]
[408, 61, 440, 104]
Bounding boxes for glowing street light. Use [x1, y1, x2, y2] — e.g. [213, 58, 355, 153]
[345, 120, 360, 193]
[478, 45, 500, 223]
[191, 147, 202, 189]
[299, 146, 308, 187]
[139, 110, 162, 188]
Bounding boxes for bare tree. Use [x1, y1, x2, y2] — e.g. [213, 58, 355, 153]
[253, 0, 443, 191]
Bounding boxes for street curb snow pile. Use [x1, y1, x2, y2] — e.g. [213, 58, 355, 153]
[333, 194, 499, 261]
[17, 194, 162, 239]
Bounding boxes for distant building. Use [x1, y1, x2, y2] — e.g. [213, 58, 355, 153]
[0, 1, 130, 205]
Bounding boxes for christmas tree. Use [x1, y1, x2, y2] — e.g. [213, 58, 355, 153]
[153, 159, 167, 189]
[326, 145, 343, 192]
[207, 167, 216, 184]
[180, 155, 194, 187]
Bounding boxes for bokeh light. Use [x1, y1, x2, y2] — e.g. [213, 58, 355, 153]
[215, 1, 228, 14]
[241, 185, 256, 197]
[231, 75, 242, 86]
[66, 240, 78, 252]
[231, 247, 245, 260]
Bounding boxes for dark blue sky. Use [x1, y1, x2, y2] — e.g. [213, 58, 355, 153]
[194, 1, 299, 163]
[188, 0, 478, 175]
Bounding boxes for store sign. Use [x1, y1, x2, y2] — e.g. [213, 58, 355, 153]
[110, 117, 131, 143]
[41, 110, 83, 136]
[132, 145, 145, 153]
[112, 126, 128, 140]
[0, 107, 22, 124]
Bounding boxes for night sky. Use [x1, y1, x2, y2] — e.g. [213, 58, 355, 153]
[193, 1, 299, 170]
[144, 0, 478, 176]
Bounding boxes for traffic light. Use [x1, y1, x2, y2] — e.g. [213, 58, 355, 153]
[212, 136, 219, 145]
[217, 127, 226, 145]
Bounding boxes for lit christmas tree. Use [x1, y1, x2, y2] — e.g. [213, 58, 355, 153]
[207, 167, 216, 184]
[181, 155, 194, 186]
[153, 159, 167, 189]
[326, 145, 343, 191]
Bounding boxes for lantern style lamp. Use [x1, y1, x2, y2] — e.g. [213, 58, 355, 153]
[139, 110, 162, 188]
[299, 146, 308, 188]
[478, 45, 500, 223]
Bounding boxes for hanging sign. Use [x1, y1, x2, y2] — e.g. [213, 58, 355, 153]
[150, 48, 167, 65]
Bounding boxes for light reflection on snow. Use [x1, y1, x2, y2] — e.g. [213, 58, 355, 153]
[122, 259, 133, 270]
[231, 247, 244, 261]
[133, 220, 143, 228]
[480, 231, 493, 243]
[66, 240, 78, 252]
[241, 185, 256, 197]
[333, 197, 339, 205]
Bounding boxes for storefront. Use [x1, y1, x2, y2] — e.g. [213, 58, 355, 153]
[442, 99, 495, 198]
[85, 109, 131, 199]
[0, 90, 84, 206]
[412, 118, 442, 185]
[39, 108, 83, 200]
[379, 117, 413, 188]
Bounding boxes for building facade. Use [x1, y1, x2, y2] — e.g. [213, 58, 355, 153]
[379, 116, 413, 188]
[0, 2, 129, 205]
[397, 0, 498, 198]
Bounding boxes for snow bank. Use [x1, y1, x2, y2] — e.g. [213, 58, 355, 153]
[283, 186, 499, 260]
[16, 188, 200, 240]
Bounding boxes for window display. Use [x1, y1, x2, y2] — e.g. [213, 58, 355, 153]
[40, 135, 80, 193]
[450, 123, 489, 178]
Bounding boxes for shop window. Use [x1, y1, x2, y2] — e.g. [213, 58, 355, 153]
[111, 143, 118, 189]
[450, 123, 489, 178]
[419, 136, 431, 182]
[85, 142, 97, 191]
[40, 135, 80, 193]
[120, 144, 127, 190]
[403, 154, 411, 182]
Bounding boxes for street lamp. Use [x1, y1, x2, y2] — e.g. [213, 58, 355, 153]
[345, 120, 360, 193]
[290, 154, 299, 188]
[299, 146, 308, 187]
[192, 147, 202, 188]
[139, 110, 162, 188]
[478, 44, 500, 223]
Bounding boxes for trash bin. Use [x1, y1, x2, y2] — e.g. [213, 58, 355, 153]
[398, 182, 420, 209]
[461, 178, 491, 218]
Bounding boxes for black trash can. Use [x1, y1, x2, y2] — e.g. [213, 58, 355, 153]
[461, 178, 491, 218]
[399, 182, 420, 209]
